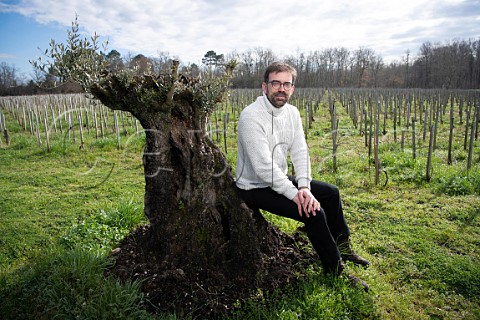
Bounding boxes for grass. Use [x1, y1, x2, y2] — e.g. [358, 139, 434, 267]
[231, 270, 377, 319]
[0, 117, 153, 319]
[1, 247, 152, 320]
[1, 91, 480, 319]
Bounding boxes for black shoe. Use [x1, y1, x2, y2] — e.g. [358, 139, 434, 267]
[342, 252, 370, 268]
[346, 274, 369, 292]
[338, 238, 370, 268]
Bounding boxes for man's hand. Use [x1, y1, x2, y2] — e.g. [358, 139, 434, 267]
[293, 188, 320, 218]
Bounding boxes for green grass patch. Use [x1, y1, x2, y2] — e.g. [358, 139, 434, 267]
[232, 267, 379, 319]
[0, 248, 152, 320]
[60, 197, 147, 252]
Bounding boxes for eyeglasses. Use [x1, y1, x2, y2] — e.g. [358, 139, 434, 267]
[268, 80, 294, 90]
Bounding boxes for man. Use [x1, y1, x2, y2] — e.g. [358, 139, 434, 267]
[235, 62, 369, 291]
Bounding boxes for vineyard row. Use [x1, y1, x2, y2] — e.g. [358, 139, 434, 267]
[1, 88, 479, 183]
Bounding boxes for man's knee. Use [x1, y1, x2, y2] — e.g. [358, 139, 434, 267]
[303, 208, 327, 227]
[311, 180, 340, 198]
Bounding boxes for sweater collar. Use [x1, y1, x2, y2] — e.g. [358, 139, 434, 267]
[261, 93, 287, 117]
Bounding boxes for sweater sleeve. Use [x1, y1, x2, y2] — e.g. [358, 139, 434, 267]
[237, 113, 299, 200]
[289, 108, 312, 189]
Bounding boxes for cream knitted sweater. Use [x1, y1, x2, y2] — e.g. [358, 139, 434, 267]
[235, 94, 311, 200]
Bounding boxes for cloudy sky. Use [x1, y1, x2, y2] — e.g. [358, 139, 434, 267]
[1, 0, 479, 79]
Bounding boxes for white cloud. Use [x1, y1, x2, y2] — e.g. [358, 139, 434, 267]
[4, 0, 480, 63]
[0, 53, 16, 59]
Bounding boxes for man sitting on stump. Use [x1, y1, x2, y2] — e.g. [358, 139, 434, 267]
[235, 61, 370, 291]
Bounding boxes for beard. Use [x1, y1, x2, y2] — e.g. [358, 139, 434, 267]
[266, 91, 289, 108]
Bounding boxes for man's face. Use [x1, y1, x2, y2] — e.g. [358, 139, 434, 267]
[262, 71, 295, 108]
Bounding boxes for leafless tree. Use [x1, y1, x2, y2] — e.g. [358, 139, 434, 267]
[0, 62, 19, 93]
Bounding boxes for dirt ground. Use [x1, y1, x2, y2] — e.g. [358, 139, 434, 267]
[109, 224, 316, 319]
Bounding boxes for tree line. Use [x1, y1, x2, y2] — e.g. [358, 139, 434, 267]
[1, 37, 479, 96]
[229, 38, 480, 89]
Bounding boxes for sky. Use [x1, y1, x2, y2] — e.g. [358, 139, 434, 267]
[1, 0, 479, 81]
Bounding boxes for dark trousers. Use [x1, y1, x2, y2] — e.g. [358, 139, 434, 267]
[236, 178, 350, 273]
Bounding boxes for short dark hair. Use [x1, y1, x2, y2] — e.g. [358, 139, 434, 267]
[263, 62, 297, 84]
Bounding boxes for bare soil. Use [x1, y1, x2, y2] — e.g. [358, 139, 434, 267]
[109, 224, 316, 319]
